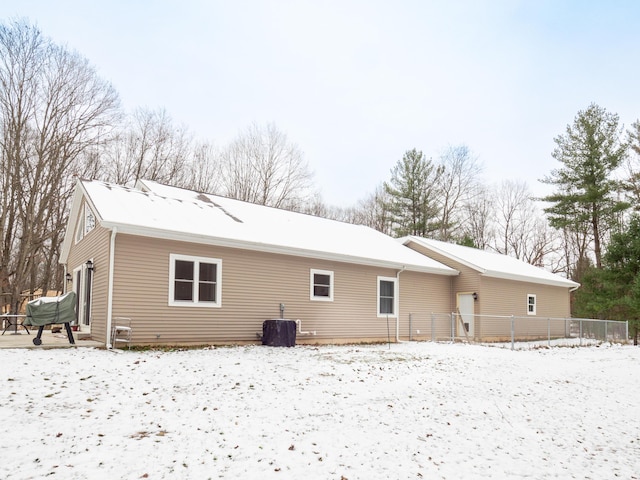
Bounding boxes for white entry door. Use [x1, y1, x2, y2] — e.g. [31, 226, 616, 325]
[73, 263, 93, 332]
[457, 293, 475, 337]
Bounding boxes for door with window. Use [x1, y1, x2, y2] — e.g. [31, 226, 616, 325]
[73, 263, 93, 331]
[457, 293, 475, 337]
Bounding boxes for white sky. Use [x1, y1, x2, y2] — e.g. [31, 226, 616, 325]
[3, 0, 640, 206]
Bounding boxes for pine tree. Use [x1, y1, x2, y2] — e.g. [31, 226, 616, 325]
[574, 216, 640, 344]
[384, 149, 442, 237]
[541, 103, 629, 271]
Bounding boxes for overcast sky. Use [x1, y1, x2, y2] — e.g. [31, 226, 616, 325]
[4, 1, 640, 206]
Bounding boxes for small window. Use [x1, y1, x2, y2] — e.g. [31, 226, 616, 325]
[169, 254, 222, 307]
[85, 208, 96, 234]
[75, 203, 96, 243]
[377, 276, 397, 317]
[527, 294, 536, 315]
[310, 269, 334, 301]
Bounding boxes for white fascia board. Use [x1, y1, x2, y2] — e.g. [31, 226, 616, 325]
[102, 222, 459, 276]
[134, 179, 152, 192]
[401, 236, 578, 289]
[59, 179, 88, 264]
[402, 236, 485, 274]
[482, 270, 580, 289]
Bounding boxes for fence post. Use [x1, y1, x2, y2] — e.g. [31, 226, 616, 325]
[547, 318, 551, 348]
[626, 321, 629, 344]
[605, 320, 608, 343]
[511, 315, 515, 351]
[451, 313, 455, 343]
[579, 319, 583, 346]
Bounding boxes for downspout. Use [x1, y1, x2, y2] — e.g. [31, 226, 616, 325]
[396, 266, 406, 342]
[105, 227, 117, 349]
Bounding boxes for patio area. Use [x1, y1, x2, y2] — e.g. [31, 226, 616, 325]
[0, 326, 103, 349]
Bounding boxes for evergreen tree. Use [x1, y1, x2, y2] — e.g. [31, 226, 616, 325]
[541, 103, 629, 271]
[623, 120, 640, 209]
[384, 149, 442, 237]
[574, 215, 640, 345]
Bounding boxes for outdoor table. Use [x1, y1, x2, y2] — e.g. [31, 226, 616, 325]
[1, 315, 30, 335]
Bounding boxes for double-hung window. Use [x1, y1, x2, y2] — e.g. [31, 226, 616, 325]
[310, 269, 334, 301]
[169, 254, 222, 307]
[527, 294, 536, 315]
[377, 276, 397, 317]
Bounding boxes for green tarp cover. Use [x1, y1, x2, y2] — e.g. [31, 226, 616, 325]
[24, 292, 77, 326]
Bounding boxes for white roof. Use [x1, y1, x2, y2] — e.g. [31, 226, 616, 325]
[401, 236, 580, 289]
[61, 179, 457, 276]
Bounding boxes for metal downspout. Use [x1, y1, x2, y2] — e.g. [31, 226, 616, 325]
[396, 266, 406, 342]
[106, 227, 117, 349]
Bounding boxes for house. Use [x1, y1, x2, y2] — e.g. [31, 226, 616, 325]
[59, 179, 459, 347]
[400, 236, 580, 341]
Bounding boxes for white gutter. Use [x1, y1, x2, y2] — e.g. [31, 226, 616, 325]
[396, 266, 406, 342]
[99, 221, 458, 277]
[105, 227, 117, 349]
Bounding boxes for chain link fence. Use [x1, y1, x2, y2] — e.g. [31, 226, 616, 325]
[404, 312, 629, 350]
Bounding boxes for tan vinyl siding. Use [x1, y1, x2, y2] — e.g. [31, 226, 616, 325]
[405, 239, 574, 341]
[477, 277, 572, 340]
[405, 241, 478, 311]
[110, 234, 452, 345]
[398, 270, 451, 340]
[479, 277, 571, 318]
[65, 221, 112, 344]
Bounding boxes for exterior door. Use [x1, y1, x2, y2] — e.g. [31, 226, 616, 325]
[73, 264, 93, 331]
[457, 293, 475, 337]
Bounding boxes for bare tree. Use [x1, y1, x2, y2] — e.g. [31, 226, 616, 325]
[353, 184, 394, 235]
[492, 180, 559, 267]
[219, 122, 314, 209]
[435, 145, 482, 241]
[101, 107, 191, 186]
[493, 180, 532, 257]
[460, 185, 494, 249]
[185, 141, 221, 193]
[0, 20, 120, 312]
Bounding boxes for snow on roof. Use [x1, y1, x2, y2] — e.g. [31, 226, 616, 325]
[77, 179, 457, 275]
[401, 236, 579, 289]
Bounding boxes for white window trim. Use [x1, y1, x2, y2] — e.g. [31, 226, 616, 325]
[310, 269, 334, 301]
[377, 276, 397, 318]
[527, 294, 537, 316]
[169, 254, 222, 308]
[75, 206, 86, 243]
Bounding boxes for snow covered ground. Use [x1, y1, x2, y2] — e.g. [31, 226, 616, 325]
[1, 342, 638, 479]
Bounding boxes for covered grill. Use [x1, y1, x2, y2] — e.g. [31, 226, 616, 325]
[24, 292, 77, 345]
